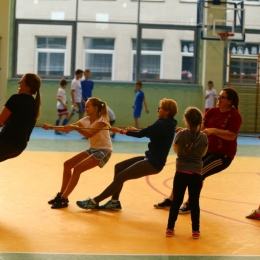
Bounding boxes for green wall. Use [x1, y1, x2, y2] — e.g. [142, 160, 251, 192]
[7, 79, 203, 128]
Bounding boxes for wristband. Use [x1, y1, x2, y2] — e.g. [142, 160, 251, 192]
[120, 130, 124, 135]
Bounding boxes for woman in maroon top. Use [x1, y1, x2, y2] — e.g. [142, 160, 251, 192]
[154, 88, 242, 213]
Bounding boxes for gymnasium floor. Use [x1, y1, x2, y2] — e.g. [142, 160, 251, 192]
[0, 128, 260, 260]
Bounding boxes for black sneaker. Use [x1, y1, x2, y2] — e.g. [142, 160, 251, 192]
[48, 192, 62, 205]
[154, 198, 172, 209]
[51, 197, 69, 209]
[179, 202, 191, 214]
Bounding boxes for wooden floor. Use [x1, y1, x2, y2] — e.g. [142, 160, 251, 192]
[0, 150, 260, 259]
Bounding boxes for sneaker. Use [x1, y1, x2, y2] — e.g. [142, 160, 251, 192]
[55, 130, 63, 135]
[98, 200, 122, 211]
[154, 198, 172, 209]
[76, 198, 99, 210]
[51, 197, 69, 209]
[179, 202, 191, 214]
[166, 228, 174, 237]
[48, 192, 62, 204]
[246, 209, 260, 220]
[192, 231, 200, 239]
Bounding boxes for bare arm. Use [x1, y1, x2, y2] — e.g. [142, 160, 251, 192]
[214, 97, 217, 107]
[57, 98, 67, 108]
[173, 143, 178, 153]
[75, 121, 108, 138]
[70, 89, 76, 106]
[143, 98, 149, 113]
[0, 106, 12, 126]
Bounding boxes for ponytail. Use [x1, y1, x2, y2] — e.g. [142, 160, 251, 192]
[88, 97, 110, 125]
[25, 73, 41, 120]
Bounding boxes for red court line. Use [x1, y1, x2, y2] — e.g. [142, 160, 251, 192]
[201, 209, 260, 228]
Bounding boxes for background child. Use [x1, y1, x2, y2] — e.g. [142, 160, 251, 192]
[43, 97, 112, 209]
[205, 80, 217, 113]
[133, 81, 149, 128]
[55, 78, 69, 135]
[107, 106, 116, 138]
[166, 107, 208, 239]
[81, 69, 94, 113]
[68, 69, 84, 122]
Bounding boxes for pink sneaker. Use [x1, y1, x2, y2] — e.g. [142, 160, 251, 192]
[246, 210, 260, 220]
[166, 228, 174, 237]
[192, 231, 200, 239]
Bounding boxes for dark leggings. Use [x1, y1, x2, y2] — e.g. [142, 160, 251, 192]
[0, 140, 24, 162]
[202, 153, 233, 181]
[94, 156, 160, 203]
[168, 172, 202, 231]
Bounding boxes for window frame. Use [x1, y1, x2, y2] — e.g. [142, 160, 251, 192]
[83, 38, 115, 81]
[13, 19, 76, 79]
[35, 46, 67, 77]
[135, 24, 199, 83]
[131, 39, 163, 81]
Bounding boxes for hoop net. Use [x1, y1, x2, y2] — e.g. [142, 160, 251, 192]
[217, 32, 235, 48]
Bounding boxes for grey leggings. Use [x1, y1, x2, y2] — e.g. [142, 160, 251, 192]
[94, 156, 160, 203]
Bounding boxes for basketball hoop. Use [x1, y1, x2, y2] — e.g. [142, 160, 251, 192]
[217, 32, 235, 48]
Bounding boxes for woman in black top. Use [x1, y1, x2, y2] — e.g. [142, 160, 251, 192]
[0, 73, 41, 162]
[76, 98, 178, 211]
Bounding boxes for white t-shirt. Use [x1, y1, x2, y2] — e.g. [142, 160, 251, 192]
[205, 89, 217, 109]
[56, 87, 67, 109]
[107, 107, 116, 121]
[71, 78, 82, 103]
[79, 116, 113, 152]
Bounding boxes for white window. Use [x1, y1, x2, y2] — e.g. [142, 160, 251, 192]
[132, 39, 163, 80]
[36, 37, 66, 76]
[181, 41, 194, 80]
[84, 38, 115, 80]
[229, 43, 259, 83]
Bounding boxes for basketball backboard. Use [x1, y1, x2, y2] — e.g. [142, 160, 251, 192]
[197, 0, 245, 42]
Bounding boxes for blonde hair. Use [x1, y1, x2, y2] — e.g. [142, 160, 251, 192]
[88, 97, 110, 125]
[25, 73, 41, 120]
[160, 98, 178, 118]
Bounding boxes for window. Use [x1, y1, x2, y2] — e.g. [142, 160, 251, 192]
[181, 41, 194, 80]
[229, 43, 259, 83]
[36, 37, 66, 76]
[132, 39, 163, 80]
[84, 38, 115, 80]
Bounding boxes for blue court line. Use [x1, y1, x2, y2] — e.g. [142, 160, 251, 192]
[31, 128, 260, 146]
[30, 128, 150, 143]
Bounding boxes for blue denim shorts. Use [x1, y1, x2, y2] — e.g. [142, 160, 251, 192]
[85, 148, 112, 168]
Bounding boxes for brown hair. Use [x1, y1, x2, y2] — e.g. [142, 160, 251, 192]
[135, 81, 142, 88]
[223, 87, 239, 110]
[25, 73, 41, 120]
[160, 98, 178, 118]
[88, 97, 110, 125]
[60, 78, 68, 86]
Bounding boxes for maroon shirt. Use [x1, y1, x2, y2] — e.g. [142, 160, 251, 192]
[204, 107, 242, 159]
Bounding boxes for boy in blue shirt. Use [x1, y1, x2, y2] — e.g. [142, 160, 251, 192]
[81, 69, 94, 112]
[133, 81, 149, 128]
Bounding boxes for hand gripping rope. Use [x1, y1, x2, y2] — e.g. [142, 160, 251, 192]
[35, 124, 260, 139]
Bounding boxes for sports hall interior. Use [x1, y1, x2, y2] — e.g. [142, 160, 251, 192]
[0, 0, 260, 260]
